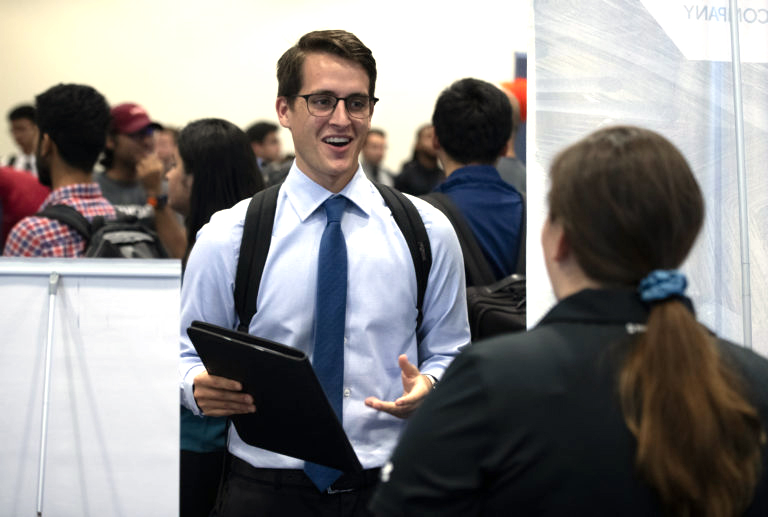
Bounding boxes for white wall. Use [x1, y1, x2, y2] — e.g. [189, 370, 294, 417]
[0, 0, 529, 174]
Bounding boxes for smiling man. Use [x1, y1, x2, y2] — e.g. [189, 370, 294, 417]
[178, 30, 469, 516]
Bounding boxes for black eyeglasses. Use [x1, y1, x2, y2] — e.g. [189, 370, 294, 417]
[293, 93, 378, 119]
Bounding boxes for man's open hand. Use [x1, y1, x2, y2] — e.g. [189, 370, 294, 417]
[364, 354, 433, 419]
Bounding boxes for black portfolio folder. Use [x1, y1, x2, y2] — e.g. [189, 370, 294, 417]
[187, 320, 362, 473]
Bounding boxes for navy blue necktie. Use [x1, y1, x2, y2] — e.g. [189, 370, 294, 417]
[304, 195, 348, 491]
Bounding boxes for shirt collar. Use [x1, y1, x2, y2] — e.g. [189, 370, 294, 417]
[437, 164, 500, 188]
[451, 164, 498, 176]
[536, 287, 695, 328]
[282, 161, 375, 222]
[42, 182, 105, 208]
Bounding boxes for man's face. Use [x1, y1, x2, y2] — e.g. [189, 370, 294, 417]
[416, 126, 437, 159]
[10, 118, 39, 154]
[277, 52, 371, 192]
[110, 127, 156, 169]
[363, 133, 386, 166]
[155, 130, 177, 171]
[253, 131, 282, 163]
[165, 146, 191, 216]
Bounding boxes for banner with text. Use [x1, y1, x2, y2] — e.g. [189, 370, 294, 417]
[641, 1, 768, 62]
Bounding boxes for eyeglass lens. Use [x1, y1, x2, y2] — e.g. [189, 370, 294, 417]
[304, 94, 373, 118]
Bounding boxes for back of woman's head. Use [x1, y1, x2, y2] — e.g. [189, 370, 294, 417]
[549, 126, 764, 516]
[548, 125, 704, 285]
[178, 118, 264, 249]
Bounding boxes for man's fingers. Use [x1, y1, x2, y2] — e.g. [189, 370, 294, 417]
[206, 375, 244, 392]
[365, 396, 393, 412]
[195, 388, 255, 416]
[201, 403, 256, 418]
[398, 354, 420, 378]
[394, 392, 419, 406]
[193, 371, 255, 416]
[365, 396, 412, 419]
[195, 371, 243, 392]
[195, 384, 253, 405]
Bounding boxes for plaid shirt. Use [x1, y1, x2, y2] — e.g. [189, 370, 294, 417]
[3, 182, 116, 257]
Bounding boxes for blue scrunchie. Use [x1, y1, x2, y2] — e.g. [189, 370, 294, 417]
[638, 270, 687, 302]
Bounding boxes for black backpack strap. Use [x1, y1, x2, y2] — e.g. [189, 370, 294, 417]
[421, 192, 495, 287]
[35, 204, 92, 240]
[234, 184, 281, 333]
[374, 184, 432, 332]
[515, 191, 526, 275]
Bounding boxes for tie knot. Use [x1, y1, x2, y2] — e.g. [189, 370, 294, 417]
[323, 196, 347, 223]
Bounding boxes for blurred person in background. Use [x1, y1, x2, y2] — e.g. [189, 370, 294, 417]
[155, 126, 179, 173]
[496, 86, 526, 195]
[394, 124, 443, 196]
[429, 78, 524, 281]
[97, 102, 186, 258]
[0, 165, 50, 252]
[361, 127, 395, 186]
[3, 84, 115, 257]
[2, 104, 39, 176]
[245, 120, 291, 186]
[361, 128, 394, 186]
[168, 117, 264, 517]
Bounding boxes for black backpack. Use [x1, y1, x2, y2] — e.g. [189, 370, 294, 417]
[233, 184, 432, 335]
[422, 192, 526, 341]
[36, 204, 168, 258]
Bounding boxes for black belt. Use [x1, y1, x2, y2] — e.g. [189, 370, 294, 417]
[229, 455, 381, 495]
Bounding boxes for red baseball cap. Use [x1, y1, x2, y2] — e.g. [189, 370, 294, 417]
[110, 103, 163, 134]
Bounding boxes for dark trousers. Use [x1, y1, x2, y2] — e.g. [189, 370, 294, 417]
[211, 456, 380, 517]
[180, 449, 227, 517]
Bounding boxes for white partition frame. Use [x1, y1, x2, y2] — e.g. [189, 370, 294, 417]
[0, 258, 181, 516]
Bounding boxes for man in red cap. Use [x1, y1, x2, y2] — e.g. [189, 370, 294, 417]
[96, 102, 185, 258]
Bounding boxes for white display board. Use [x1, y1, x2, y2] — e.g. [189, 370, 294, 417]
[0, 258, 181, 516]
[529, 0, 768, 359]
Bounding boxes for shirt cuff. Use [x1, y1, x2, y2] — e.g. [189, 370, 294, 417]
[181, 364, 207, 416]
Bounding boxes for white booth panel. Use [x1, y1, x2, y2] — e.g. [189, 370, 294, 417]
[529, 0, 768, 358]
[0, 258, 181, 516]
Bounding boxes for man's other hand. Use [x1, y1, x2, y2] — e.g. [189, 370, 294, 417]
[193, 370, 256, 417]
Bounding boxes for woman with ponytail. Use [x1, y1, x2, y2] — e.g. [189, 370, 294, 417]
[371, 126, 768, 516]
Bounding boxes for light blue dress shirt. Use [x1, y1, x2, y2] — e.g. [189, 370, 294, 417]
[180, 163, 470, 470]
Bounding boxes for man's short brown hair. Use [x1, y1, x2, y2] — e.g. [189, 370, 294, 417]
[276, 30, 377, 106]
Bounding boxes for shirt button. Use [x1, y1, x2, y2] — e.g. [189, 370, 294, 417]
[344, 388, 351, 398]
[344, 337, 348, 345]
